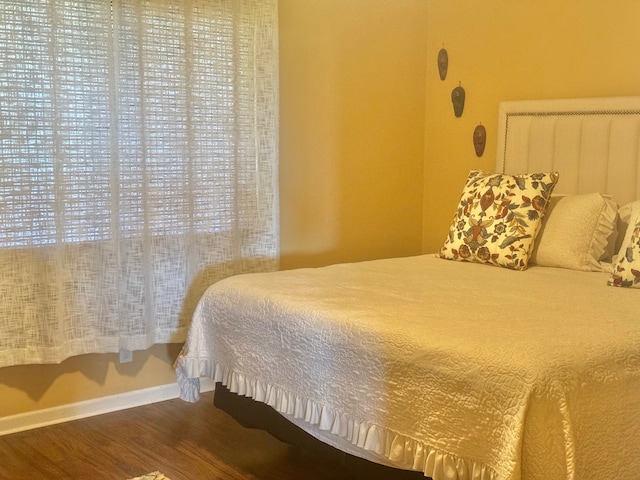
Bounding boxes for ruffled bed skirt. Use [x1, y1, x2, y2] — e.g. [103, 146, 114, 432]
[175, 359, 495, 480]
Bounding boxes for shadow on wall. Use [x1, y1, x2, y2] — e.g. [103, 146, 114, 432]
[0, 343, 183, 407]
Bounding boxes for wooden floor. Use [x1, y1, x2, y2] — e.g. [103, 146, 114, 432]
[0, 391, 360, 480]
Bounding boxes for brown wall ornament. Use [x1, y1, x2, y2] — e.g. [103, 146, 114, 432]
[451, 83, 465, 118]
[473, 124, 486, 157]
[438, 47, 448, 81]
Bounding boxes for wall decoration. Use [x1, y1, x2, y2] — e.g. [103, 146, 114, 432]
[438, 47, 448, 81]
[451, 83, 465, 118]
[473, 124, 486, 157]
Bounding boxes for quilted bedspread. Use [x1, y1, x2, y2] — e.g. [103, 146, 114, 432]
[175, 254, 640, 480]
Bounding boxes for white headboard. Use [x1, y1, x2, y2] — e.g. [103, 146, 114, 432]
[496, 96, 640, 206]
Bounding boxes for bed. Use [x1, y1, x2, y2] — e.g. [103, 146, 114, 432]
[175, 96, 640, 480]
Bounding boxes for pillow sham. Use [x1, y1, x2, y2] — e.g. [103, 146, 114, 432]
[438, 169, 559, 270]
[529, 193, 618, 271]
[614, 200, 636, 254]
[608, 201, 640, 288]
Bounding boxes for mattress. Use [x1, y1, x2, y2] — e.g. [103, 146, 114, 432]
[175, 254, 640, 480]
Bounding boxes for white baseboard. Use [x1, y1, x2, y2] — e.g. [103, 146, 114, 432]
[0, 378, 216, 437]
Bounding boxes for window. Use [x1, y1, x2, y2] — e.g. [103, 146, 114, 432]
[0, 0, 278, 367]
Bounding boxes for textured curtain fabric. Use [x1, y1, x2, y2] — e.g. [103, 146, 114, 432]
[0, 0, 279, 367]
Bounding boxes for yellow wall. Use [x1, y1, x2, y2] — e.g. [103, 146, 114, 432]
[0, 1, 428, 420]
[423, 0, 640, 253]
[279, 0, 427, 269]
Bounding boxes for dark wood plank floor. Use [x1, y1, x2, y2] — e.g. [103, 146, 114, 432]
[0, 391, 359, 480]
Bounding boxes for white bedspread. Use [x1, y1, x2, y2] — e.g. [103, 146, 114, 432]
[175, 255, 640, 480]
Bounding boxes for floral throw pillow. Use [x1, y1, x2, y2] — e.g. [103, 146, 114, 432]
[438, 169, 559, 270]
[608, 215, 640, 288]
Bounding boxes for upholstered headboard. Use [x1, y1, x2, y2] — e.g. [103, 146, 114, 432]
[496, 96, 640, 206]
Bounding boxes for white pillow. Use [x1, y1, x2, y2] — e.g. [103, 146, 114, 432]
[530, 193, 618, 271]
[614, 200, 638, 254]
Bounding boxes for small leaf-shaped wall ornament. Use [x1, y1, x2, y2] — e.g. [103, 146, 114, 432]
[451, 83, 465, 117]
[473, 124, 486, 157]
[438, 47, 448, 81]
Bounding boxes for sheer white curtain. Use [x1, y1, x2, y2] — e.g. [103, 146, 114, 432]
[0, 0, 279, 367]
